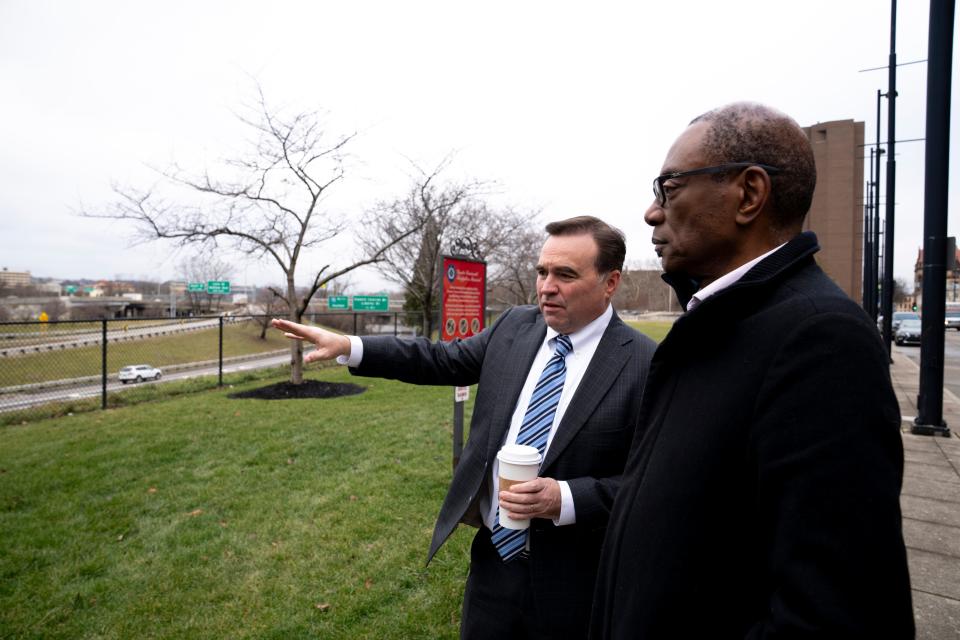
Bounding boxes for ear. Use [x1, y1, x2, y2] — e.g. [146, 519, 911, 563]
[734, 166, 773, 227]
[604, 270, 622, 298]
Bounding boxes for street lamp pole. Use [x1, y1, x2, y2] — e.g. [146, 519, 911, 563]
[914, 0, 954, 437]
[880, 0, 897, 357]
[874, 92, 884, 322]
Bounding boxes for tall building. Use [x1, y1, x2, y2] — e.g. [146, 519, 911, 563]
[801, 119, 865, 301]
[0, 268, 31, 288]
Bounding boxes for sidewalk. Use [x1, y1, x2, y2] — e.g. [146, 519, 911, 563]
[888, 347, 960, 639]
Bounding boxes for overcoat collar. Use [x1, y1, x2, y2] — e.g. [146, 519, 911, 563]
[662, 231, 821, 311]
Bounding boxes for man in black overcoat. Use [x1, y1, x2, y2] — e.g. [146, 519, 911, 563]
[274, 216, 656, 639]
[590, 103, 914, 638]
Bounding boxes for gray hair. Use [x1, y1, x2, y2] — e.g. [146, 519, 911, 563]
[691, 102, 817, 229]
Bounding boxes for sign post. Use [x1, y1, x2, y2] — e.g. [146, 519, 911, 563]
[441, 255, 487, 468]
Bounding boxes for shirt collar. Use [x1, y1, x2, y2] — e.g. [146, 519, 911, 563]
[687, 243, 786, 312]
[545, 303, 613, 350]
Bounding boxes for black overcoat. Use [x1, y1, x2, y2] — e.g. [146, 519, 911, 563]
[591, 232, 914, 638]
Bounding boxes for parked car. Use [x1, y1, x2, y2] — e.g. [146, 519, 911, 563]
[894, 319, 922, 346]
[891, 311, 920, 332]
[946, 310, 960, 331]
[118, 364, 162, 384]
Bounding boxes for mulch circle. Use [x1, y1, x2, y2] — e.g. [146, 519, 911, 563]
[227, 380, 366, 400]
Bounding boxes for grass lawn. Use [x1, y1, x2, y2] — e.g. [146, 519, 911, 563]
[0, 322, 291, 387]
[626, 320, 673, 343]
[0, 320, 672, 638]
[0, 368, 474, 639]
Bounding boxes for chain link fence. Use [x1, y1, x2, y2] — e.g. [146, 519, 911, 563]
[0, 312, 439, 424]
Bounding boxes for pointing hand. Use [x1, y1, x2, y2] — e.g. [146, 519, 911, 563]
[270, 318, 352, 363]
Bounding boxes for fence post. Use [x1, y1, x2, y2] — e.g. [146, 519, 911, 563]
[218, 316, 224, 387]
[394, 312, 399, 336]
[101, 318, 107, 410]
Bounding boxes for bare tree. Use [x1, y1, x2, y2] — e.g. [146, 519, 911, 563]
[487, 224, 543, 307]
[178, 253, 234, 315]
[251, 285, 286, 339]
[360, 158, 535, 335]
[81, 86, 420, 383]
[41, 297, 68, 322]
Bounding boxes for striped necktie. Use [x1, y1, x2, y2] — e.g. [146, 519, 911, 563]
[491, 334, 573, 562]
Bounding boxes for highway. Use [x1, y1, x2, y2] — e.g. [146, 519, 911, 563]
[0, 351, 290, 413]
[0, 318, 227, 358]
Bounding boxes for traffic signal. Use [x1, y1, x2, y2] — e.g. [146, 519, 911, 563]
[912, 303, 918, 312]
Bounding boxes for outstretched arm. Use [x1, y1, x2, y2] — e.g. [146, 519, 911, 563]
[270, 318, 352, 363]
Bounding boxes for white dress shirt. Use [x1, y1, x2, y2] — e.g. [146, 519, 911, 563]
[338, 304, 615, 530]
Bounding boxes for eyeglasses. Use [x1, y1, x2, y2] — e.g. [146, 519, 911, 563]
[652, 163, 781, 207]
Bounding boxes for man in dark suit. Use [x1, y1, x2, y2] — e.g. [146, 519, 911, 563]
[273, 216, 656, 639]
[590, 103, 914, 638]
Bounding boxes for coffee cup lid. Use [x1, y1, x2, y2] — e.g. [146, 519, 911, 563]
[497, 443, 541, 465]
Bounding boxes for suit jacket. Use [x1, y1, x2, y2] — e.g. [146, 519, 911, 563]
[351, 306, 655, 619]
[590, 232, 914, 638]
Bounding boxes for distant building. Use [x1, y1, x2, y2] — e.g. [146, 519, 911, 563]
[801, 119, 865, 302]
[914, 247, 960, 307]
[0, 268, 31, 288]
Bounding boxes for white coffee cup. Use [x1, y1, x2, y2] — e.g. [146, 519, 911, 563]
[496, 444, 542, 530]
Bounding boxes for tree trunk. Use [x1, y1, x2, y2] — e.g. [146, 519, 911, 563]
[288, 277, 303, 384]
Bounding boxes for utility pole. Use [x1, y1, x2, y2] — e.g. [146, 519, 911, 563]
[913, 0, 954, 437]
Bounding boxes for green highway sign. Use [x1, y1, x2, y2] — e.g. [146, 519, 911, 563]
[83, 287, 94, 293]
[352, 295, 389, 311]
[64, 285, 77, 294]
[187, 282, 205, 293]
[327, 296, 349, 309]
[207, 280, 231, 295]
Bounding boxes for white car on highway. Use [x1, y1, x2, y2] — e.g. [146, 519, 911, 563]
[118, 364, 162, 384]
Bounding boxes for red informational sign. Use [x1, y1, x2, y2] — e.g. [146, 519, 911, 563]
[441, 256, 486, 342]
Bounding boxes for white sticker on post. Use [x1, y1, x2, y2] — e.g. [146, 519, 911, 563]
[454, 386, 470, 402]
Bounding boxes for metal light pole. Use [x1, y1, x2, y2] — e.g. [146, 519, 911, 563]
[880, 0, 898, 356]
[863, 168, 873, 314]
[913, 0, 954, 437]
[874, 106, 884, 322]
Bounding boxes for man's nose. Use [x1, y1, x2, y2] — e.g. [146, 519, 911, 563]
[644, 200, 665, 227]
[539, 276, 559, 294]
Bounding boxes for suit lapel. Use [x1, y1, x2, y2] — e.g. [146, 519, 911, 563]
[541, 316, 633, 470]
[484, 314, 547, 461]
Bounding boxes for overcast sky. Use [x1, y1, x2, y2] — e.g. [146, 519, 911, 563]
[1, 1, 956, 293]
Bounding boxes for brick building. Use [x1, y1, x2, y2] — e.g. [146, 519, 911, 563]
[801, 119, 865, 302]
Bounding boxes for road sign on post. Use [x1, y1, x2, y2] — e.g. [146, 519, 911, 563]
[352, 295, 389, 311]
[327, 296, 349, 309]
[64, 285, 77, 294]
[187, 282, 205, 292]
[206, 281, 231, 295]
